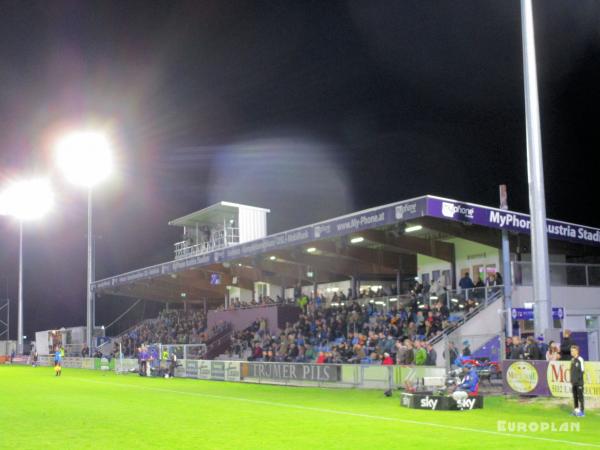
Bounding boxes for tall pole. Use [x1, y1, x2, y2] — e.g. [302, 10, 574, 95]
[521, 0, 553, 338]
[87, 188, 94, 351]
[17, 220, 23, 354]
[499, 185, 513, 337]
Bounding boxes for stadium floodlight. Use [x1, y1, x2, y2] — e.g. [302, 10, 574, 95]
[269, 255, 277, 261]
[350, 236, 364, 244]
[0, 179, 53, 221]
[0, 178, 54, 354]
[55, 131, 113, 188]
[404, 225, 423, 233]
[306, 247, 317, 253]
[55, 130, 113, 352]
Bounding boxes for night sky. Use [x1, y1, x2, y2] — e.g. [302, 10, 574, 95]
[1, 1, 599, 337]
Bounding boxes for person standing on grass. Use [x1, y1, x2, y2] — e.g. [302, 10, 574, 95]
[168, 351, 177, 378]
[54, 349, 62, 376]
[570, 345, 585, 417]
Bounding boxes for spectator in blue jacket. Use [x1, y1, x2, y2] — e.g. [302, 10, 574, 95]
[459, 272, 474, 290]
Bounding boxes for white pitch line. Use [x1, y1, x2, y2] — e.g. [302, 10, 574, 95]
[74, 377, 599, 448]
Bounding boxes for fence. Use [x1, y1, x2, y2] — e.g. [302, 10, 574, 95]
[427, 290, 504, 349]
[174, 227, 240, 259]
[435, 333, 505, 370]
[20, 355, 447, 390]
[148, 343, 208, 361]
[160, 359, 446, 390]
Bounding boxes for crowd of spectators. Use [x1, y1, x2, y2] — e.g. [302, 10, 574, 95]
[505, 329, 574, 362]
[120, 310, 206, 357]
[226, 297, 468, 365]
[220, 285, 399, 312]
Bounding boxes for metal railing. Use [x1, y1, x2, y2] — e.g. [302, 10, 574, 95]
[221, 301, 282, 311]
[512, 261, 600, 287]
[433, 285, 504, 312]
[324, 287, 503, 314]
[330, 295, 412, 311]
[427, 287, 504, 346]
[149, 343, 208, 360]
[174, 227, 240, 259]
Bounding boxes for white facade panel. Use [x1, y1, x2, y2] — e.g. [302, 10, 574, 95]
[238, 207, 268, 243]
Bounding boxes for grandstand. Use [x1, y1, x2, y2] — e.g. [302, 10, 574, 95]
[91, 195, 600, 364]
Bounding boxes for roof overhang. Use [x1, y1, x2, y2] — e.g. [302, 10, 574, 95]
[94, 195, 600, 298]
[169, 201, 270, 228]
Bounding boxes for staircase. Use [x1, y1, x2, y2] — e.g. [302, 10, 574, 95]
[429, 289, 505, 367]
[204, 325, 234, 359]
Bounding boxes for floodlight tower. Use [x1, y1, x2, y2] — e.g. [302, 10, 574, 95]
[56, 131, 112, 351]
[0, 179, 54, 353]
[521, 0, 553, 338]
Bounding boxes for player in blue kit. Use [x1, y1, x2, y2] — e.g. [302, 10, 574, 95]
[54, 348, 63, 376]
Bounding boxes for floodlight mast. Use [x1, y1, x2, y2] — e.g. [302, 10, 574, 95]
[18, 220, 23, 354]
[520, 0, 553, 339]
[0, 178, 53, 354]
[86, 187, 93, 352]
[55, 131, 113, 352]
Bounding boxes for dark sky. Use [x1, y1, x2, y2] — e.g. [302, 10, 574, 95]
[1, 0, 599, 337]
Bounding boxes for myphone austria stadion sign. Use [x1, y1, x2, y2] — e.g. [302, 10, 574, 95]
[426, 196, 600, 247]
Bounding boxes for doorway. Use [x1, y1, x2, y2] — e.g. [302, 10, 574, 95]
[472, 265, 484, 284]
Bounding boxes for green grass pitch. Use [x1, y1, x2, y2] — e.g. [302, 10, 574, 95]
[0, 365, 598, 449]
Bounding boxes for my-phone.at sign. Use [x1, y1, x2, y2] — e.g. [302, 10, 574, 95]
[511, 307, 564, 321]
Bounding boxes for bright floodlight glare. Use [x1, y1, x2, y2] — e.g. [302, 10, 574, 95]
[0, 179, 53, 221]
[350, 236, 364, 244]
[55, 131, 112, 188]
[306, 247, 317, 253]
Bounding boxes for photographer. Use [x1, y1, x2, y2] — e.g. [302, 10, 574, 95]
[451, 364, 479, 401]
